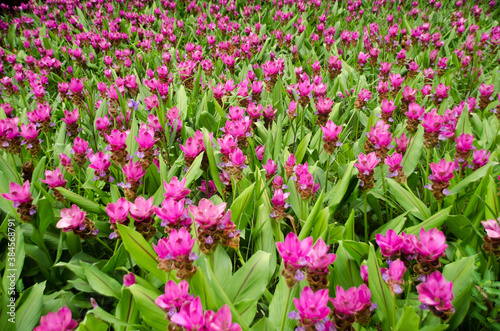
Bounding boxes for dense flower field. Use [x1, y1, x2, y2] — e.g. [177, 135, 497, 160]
[0, 0, 500, 330]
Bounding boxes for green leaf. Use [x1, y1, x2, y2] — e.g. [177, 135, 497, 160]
[203, 128, 224, 196]
[448, 162, 496, 195]
[76, 313, 109, 331]
[341, 240, 369, 264]
[343, 209, 356, 240]
[231, 183, 255, 229]
[177, 85, 188, 121]
[485, 176, 499, 219]
[117, 224, 167, 283]
[183, 152, 204, 187]
[387, 179, 430, 220]
[295, 132, 311, 164]
[402, 126, 424, 175]
[331, 244, 362, 290]
[404, 206, 451, 235]
[31, 157, 47, 194]
[16, 282, 46, 331]
[371, 212, 408, 240]
[299, 191, 324, 240]
[56, 188, 106, 215]
[116, 288, 139, 331]
[442, 256, 475, 329]
[268, 276, 300, 330]
[367, 244, 395, 330]
[128, 284, 168, 331]
[83, 263, 122, 299]
[326, 161, 355, 213]
[394, 305, 419, 331]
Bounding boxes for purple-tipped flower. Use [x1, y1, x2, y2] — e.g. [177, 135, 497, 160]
[291, 286, 331, 329]
[34, 306, 78, 331]
[417, 271, 454, 320]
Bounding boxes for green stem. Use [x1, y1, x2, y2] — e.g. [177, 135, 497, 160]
[380, 164, 388, 222]
[236, 249, 245, 266]
[355, 111, 359, 141]
[363, 190, 369, 242]
[96, 237, 114, 254]
[437, 200, 442, 212]
[425, 148, 431, 203]
[280, 287, 292, 331]
[485, 253, 492, 273]
[300, 104, 306, 141]
[325, 154, 331, 190]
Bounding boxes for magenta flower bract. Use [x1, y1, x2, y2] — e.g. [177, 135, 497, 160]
[34, 306, 78, 331]
[276, 232, 313, 269]
[415, 228, 448, 262]
[188, 199, 226, 229]
[292, 286, 331, 327]
[123, 273, 136, 287]
[156, 280, 194, 315]
[2, 180, 32, 205]
[106, 198, 130, 224]
[129, 196, 155, 222]
[40, 168, 67, 189]
[57, 204, 86, 233]
[376, 229, 403, 257]
[417, 271, 454, 313]
[170, 297, 205, 330]
[164, 177, 191, 201]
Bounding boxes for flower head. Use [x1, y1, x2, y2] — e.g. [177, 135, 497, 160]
[276, 232, 313, 268]
[34, 306, 78, 331]
[57, 205, 86, 232]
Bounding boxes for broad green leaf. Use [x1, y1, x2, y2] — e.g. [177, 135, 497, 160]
[203, 128, 224, 196]
[326, 161, 355, 213]
[331, 244, 362, 290]
[116, 288, 139, 331]
[231, 183, 255, 229]
[268, 276, 300, 330]
[341, 240, 369, 264]
[56, 188, 106, 215]
[83, 263, 122, 299]
[77, 313, 109, 331]
[404, 206, 451, 235]
[387, 179, 430, 220]
[371, 212, 408, 240]
[117, 224, 167, 283]
[16, 282, 46, 331]
[295, 132, 311, 164]
[299, 191, 324, 240]
[128, 284, 168, 331]
[182, 151, 204, 187]
[394, 305, 419, 331]
[448, 162, 496, 195]
[402, 126, 424, 175]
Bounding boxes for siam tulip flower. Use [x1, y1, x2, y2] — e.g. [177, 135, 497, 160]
[297, 80, 313, 107]
[156, 280, 194, 318]
[129, 196, 156, 240]
[289, 286, 331, 330]
[376, 229, 403, 258]
[365, 120, 393, 160]
[417, 271, 454, 320]
[199, 180, 216, 199]
[270, 189, 290, 221]
[41, 168, 67, 202]
[69, 78, 85, 106]
[203, 305, 242, 331]
[381, 259, 407, 294]
[330, 284, 373, 328]
[321, 120, 342, 154]
[136, 128, 159, 169]
[170, 297, 205, 330]
[478, 83, 495, 109]
[155, 198, 190, 231]
[276, 233, 313, 288]
[164, 177, 191, 201]
[284, 154, 296, 178]
[34, 306, 78, 331]
[414, 228, 448, 274]
[189, 199, 226, 230]
[355, 152, 380, 190]
[355, 89, 371, 109]
[262, 105, 277, 127]
[180, 137, 204, 166]
[121, 160, 146, 200]
[61, 108, 79, 136]
[389, 73, 404, 94]
[294, 163, 320, 200]
[422, 110, 443, 148]
[315, 97, 334, 125]
[305, 238, 337, 290]
[2, 181, 36, 221]
[106, 198, 130, 239]
[123, 273, 136, 287]
[428, 158, 455, 200]
[255, 145, 265, 161]
[263, 159, 277, 180]
[226, 148, 247, 179]
[95, 115, 112, 137]
[89, 151, 112, 182]
[385, 153, 406, 183]
[481, 219, 500, 257]
[380, 99, 396, 123]
[433, 83, 450, 105]
[327, 55, 342, 79]
[395, 133, 409, 154]
[405, 102, 425, 133]
[455, 133, 474, 165]
[376, 81, 390, 100]
[471, 149, 490, 170]
[401, 86, 417, 112]
[71, 137, 90, 167]
[105, 129, 129, 165]
[20, 123, 41, 156]
[57, 204, 97, 238]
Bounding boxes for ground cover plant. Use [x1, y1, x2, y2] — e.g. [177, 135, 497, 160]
[0, 0, 500, 330]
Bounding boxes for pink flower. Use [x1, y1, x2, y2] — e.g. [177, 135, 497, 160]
[481, 219, 500, 239]
[2, 181, 32, 205]
[306, 238, 336, 272]
[330, 284, 372, 316]
[276, 233, 313, 268]
[203, 305, 241, 331]
[180, 137, 203, 159]
[20, 123, 39, 141]
[154, 227, 196, 260]
[218, 135, 238, 156]
[417, 271, 454, 312]
[155, 198, 188, 227]
[229, 148, 246, 167]
[429, 159, 455, 182]
[123, 160, 146, 183]
[129, 196, 155, 222]
[263, 159, 277, 175]
[69, 78, 84, 94]
[188, 199, 226, 229]
[106, 198, 130, 224]
[171, 297, 205, 330]
[88, 152, 112, 177]
[434, 83, 450, 100]
[376, 229, 403, 257]
[385, 153, 403, 176]
[155, 280, 194, 314]
[355, 152, 379, 175]
[382, 259, 407, 294]
[315, 98, 334, 115]
[164, 177, 191, 201]
[479, 83, 495, 97]
[57, 205, 86, 233]
[321, 120, 342, 141]
[271, 189, 290, 207]
[34, 306, 78, 331]
[105, 129, 129, 150]
[406, 102, 425, 119]
[472, 149, 490, 169]
[144, 95, 159, 110]
[291, 286, 330, 327]
[255, 145, 265, 161]
[358, 88, 371, 101]
[61, 109, 79, 125]
[455, 133, 473, 153]
[135, 128, 158, 150]
[415, 228, 448, 262]
[381, 99, 396, 115]
[395, 133, 409, 154]
[40, 168, 67, 189]
[123, 273, 135, 287]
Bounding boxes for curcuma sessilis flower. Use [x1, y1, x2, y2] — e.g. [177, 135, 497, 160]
[20, 123, 41, 156]
[478, 83, 495, 110]
[293, 163, 319, 200]
[156, 280, 194, 320]
[105, 129, 129, 166]
[427, 158, 455, 200]
[276, 233, 313, 288]
[405, 102, 425, 133]
[189, 199, 240, 254]
[57, 204, 97, 238]
[41, 168, 67, 202]
[154, 227, 197, 280]
[381, 259, 407, 295]
[129, 196, 157, 241]
[270, 189, 290, 221]
[305, 238, 337, 291]
[454, 133, 474, 167]
[34, 306, 78, 331]
[321, 120, 342, 154]
[364, 120, 392, 161]
[89, 151, 113, 183]
[203, 304, 242, 331]
[155, 198, 191, 233]
[2, 181, 36, 222]
[355, 89, 371, 109]
[61, 108, 80, 137]
[417, 271, 454, 320]
[330, 284, 374, 329]
[289, 286, 331, 331]
[380, 99, 396, 123]
[481, 218, 500, 257]
[355, 152, 379, 190]
[121, 160, 146, 200]
[422, 110, 443, 149]
[106, 197, 130, 239]
[414, 228, 448, 275]
[135, 128, 159, 170]
[385, 153, 406, 183]
[71, 137, 91, 167]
